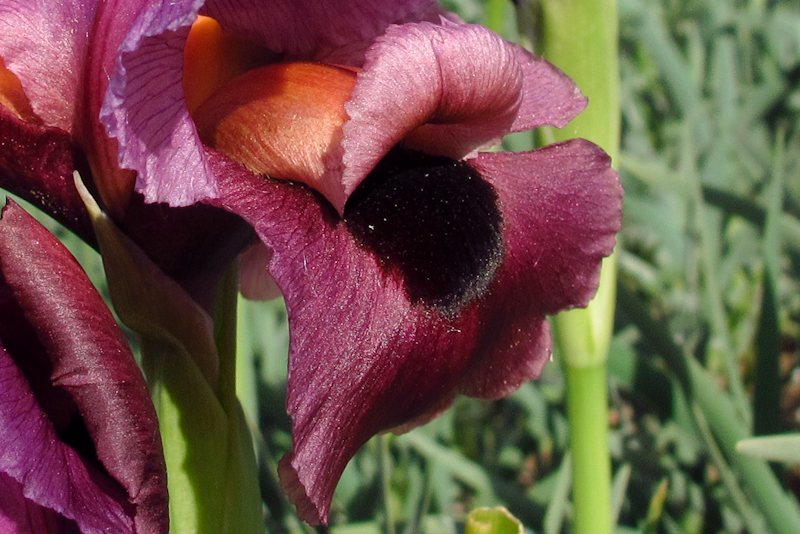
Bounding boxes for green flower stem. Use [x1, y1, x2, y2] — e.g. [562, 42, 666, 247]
[535, 0, 620, 533]
[563, 364, 612, 534]
[379, 434, 396, 534]
[214, 265, 241, 422]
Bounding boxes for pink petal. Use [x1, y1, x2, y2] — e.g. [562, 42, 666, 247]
[100, 0, 217, 207]
[0, 340, 132, 534]
[0, 469, 80, 534]
[340, 19, 584, 201]
[202, 0, 436, 58]
[509, 46, 587, 132]
[0, 0, 96, 130]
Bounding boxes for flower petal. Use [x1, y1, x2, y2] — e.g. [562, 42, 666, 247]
[100, 0, 217, 207]
[0, 0, 95, 130]
[201, 0, 436, 58]
[470, 140, 622, 316]
[238, 242, 281, 300]
[0, 472, 79, 534]
[458, 140, 622, 398]
[0, 107, 94, 243]
[0, 200, 168, 534]
[0, 338, 132, 534]
[207, 151, 476, 524]
[340, 19, 577, 200]
[508, 46, 587, 133]
[207, 137, 621, 524]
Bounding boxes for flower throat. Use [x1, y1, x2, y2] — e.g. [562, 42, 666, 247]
[344, 148, 503, 314]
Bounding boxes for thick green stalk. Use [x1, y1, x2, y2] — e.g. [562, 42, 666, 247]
[536, 0, 620, 533]
[564, 365, 612, 534]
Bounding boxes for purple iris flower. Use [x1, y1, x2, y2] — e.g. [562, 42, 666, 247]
[0, 0, 623, 527]
[0, 200, 167, 534]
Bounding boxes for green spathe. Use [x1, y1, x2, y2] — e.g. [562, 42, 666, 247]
[75, 173, 262, 534]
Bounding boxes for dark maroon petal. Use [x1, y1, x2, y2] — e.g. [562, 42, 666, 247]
[0, 106, 93, 243]
[0, 201, 168, 534]
[207, 151, 475, 524]
[458, 140, 622, 398]
[119, 193, 255, 311]
[208, 139, 621, 524]
[470, 140, 622, 316]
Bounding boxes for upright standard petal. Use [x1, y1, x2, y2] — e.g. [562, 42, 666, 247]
[100, 0, 441, 210]
[202, 0, 437, 58]
[99, 0, 218, 208]
[0, 200, 168, 534]
[206, 133, 621, 524]
[340, 20, 586, 201]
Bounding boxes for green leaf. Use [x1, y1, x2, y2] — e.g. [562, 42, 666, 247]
[465, 507, 523, 534]
[736, 435, 800, 465]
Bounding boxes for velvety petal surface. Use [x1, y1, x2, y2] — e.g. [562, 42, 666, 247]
[207, 135, 621, 524]
[0, 0, 95, 130]
[340, 19, 586, 200]
[456, 140, 623, 398]
[0, 201, 168, 534]
[202, 0, 436, 58]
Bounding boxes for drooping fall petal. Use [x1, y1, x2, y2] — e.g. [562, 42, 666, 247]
[0, 200, 168, 534]
[455, 140, 623, 399]
[205, 134, 621, 524]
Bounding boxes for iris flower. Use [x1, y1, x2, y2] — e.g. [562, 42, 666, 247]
[0, 0, 623, 527]
[0, 200, 167, 533]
